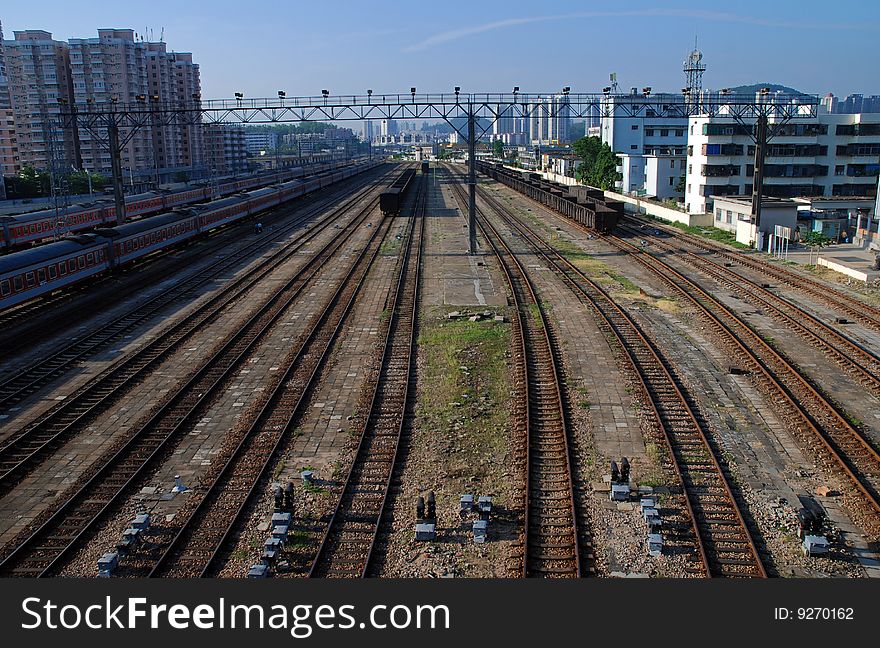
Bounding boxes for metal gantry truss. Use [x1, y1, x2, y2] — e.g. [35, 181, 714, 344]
[60, 91, 819, 250]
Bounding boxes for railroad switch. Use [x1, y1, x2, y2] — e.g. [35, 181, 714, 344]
[803, 535, 830, 557]
[131, 513, 150, 530]
[97, 552, 119, 577]
[477, 496, 493, 518]
[248, 564, 270, 578]
[272, 512, 292, 525]
[415, 522, 436, 542]
[610, 485, 629, 501]
[473, 519, 488, 543]
[647, 534, 663, 557]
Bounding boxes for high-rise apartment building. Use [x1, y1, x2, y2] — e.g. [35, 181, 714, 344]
[3, 30, 77, 172]
[0, 20, 16, 195]
[68, 29, 154, 179]
[528, 95, 572, 145]
[146, 43, 204, 178]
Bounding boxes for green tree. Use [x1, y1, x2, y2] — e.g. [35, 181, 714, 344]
[492, 139, 504, 159]
[9, 166, 50, 198]
[572, 136, 621, 190]
[675, 174, 686, 195]
[68, 171, 106, 195]
[800, 230, 833, 265]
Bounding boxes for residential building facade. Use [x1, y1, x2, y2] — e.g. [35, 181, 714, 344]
[204, 123, 247, 175]
[3, 30, 77, 172]
[685, 112, 880, 214]
[244, 130, 278, 154]
[68, 29, 155, 180]
[0, 21, 15, 194]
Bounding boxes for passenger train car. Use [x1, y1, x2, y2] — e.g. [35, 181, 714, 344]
[0, 160, 382, 311]
[0, 159, 365, 252]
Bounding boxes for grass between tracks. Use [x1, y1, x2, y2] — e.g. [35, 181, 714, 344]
[642, 214, 751, 250]
[416, 308, 511, 474]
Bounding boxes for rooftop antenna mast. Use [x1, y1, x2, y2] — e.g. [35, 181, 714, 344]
[609, 72, 619, 94]
[683, 36, 706, 97]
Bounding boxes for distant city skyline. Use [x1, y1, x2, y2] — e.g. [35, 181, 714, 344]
[1, 0, 878, 100]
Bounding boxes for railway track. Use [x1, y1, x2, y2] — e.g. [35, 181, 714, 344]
[0, 172, 402, 577]
[627, 215, 880, 334]
[144, 195, 405, 577]
[619, 222, 880, 398]
[0, 176, 393, 493]
[474, 179, 766, 578]
[475, 173, 880, 526]
[600, 233, 880, 520]
[448, 170, 583, 578]
[0, 168, 386, 345]
[0, 166, 392, 416]
[307, 174, 425, 579]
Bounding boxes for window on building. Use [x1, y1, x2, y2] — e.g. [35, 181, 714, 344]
[716, 208, 722, 220]
[688, 164, 692, 174]
[670, 160, 675, 168]
[645, 129, 654, 136]
[835, 165, 845, 176]
[669, 177, 674, 186]
[687, 184, 691, 193]
[630, 144, 637, 150]
[631, 124, 638, 130]
[661, 129, 669, 137]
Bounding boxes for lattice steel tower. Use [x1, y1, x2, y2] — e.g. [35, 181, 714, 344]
[683, 40, 706, 96]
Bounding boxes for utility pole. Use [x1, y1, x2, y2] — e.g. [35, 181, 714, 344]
[107, 115, 127, 226]
[467, 103, 477, 254]
[749, 114, 768, 249]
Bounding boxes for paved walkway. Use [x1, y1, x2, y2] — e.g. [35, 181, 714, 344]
[783, 242, 880, 282]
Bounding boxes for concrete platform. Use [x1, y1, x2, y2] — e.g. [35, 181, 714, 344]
[784, 243, 880, 283]
[422, 172, 506, 307]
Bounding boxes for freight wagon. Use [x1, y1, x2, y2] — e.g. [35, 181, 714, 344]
[476, 161, 622, 233]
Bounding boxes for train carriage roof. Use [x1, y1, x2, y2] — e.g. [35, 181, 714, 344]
[0, 235, 103, 275]
[94, 211, 195, 239]
[190, 195, 246, 214]
[125, 191, 165, 203]
[244, 186, 280, 199]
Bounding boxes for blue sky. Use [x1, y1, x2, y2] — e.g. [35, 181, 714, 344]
[2, 0, 878, 99]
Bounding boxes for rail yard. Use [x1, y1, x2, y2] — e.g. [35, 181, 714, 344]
[0, 160, 879, 580]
